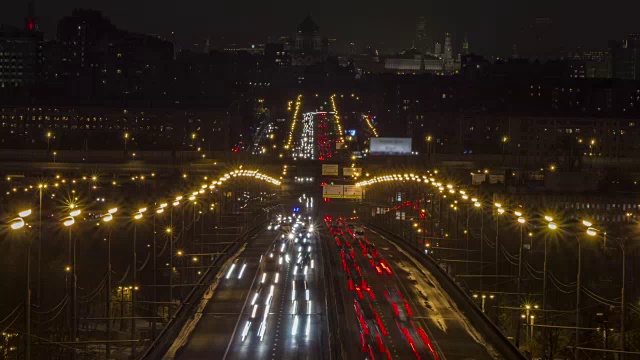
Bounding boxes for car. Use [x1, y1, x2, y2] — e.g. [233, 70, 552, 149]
[353, 227, 365, 239]
[354, 299, 388, 354]
[291, 278, 310, 314]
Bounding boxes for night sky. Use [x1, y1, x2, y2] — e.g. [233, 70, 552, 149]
[2, 0, 639, 56]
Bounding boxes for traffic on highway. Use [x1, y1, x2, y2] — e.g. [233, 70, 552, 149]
[173, 192, 498, 360]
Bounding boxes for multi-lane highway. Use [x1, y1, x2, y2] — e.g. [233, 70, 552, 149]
[168, 195, 498, 360]
[318, 200, 496, 360]
[174, 210, 330, 360]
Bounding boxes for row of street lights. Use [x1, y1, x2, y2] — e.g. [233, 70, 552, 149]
[358, 172, 630, 358]
[6, 167, 281, 359]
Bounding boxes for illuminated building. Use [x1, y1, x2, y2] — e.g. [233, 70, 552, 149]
[291, 16, 327, 66]
[608, 34, 640, 80]
[0, 25, 42, 90]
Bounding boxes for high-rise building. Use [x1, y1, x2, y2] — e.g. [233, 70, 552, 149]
[54, 9, 173, 99]
[0, 25, 42, 90]
[415, 17, 431, 53]
[569, 51, 609, 78]
[608, 34, 640, 80]
[0, 0, 42, 91]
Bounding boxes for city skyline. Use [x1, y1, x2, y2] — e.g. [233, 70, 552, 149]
[2, 0, 640, 56]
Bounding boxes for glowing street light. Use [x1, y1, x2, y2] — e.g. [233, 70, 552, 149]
[63, 217, 75, 227]
[19, 209, 32, 218]
[10, 218, 25, 230]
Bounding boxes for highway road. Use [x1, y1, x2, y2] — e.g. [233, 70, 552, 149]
[169, 197, 497, 360]
[175, 202, 330, 360]
[321, 201, 496, 360]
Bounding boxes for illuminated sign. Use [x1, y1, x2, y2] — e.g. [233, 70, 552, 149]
[369, 137, 412, 155]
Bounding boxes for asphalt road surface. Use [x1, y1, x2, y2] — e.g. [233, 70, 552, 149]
[321, 201, 496, 360]
[172, 197, 495, 360]
[175, 205, 330, 360]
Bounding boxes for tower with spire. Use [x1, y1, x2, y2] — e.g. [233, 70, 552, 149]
[443, 33, 453, 61]
[462, 34, 469, 55]
[25, 0, 37, 32]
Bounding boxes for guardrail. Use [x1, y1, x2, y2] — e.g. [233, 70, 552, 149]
[140, 212, 270, 359]
[365, 222, 526, 360]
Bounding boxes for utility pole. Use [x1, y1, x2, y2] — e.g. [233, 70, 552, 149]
[575, 237, 582, 360]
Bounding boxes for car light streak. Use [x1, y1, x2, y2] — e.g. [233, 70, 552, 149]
[238, 264, 247, 279]
[241, 320, 251, 341]
[226, 263, 236, 279]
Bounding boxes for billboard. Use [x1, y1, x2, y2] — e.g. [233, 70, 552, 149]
[369, 137, 412, 155]
[322, 185, 344, 198]
[322, 185, 363, 199]
[343, 185, 363, 199]
[343, 167, 362, 177]
[322, 164, 339, 176]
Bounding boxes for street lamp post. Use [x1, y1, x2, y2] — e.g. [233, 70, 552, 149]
[494, 204, 504, 292]
[170, 197, 181, 317]
[63, 210, 79, 359]
[588, 226, 627, 358]
[473, 200, 484, 289]
[575, 239, 588, 348]
[473, 293, 495, 313]
[102, 208, 116, 359]
[544, 218, 557, 358]
[575, 221, 596, 359]
[516, 213, 525, 297]
[153, 204, 166, 338]
[37, 185, 44, 305]
[131, 209, 144, 358]
[10, 210, 32, 360]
